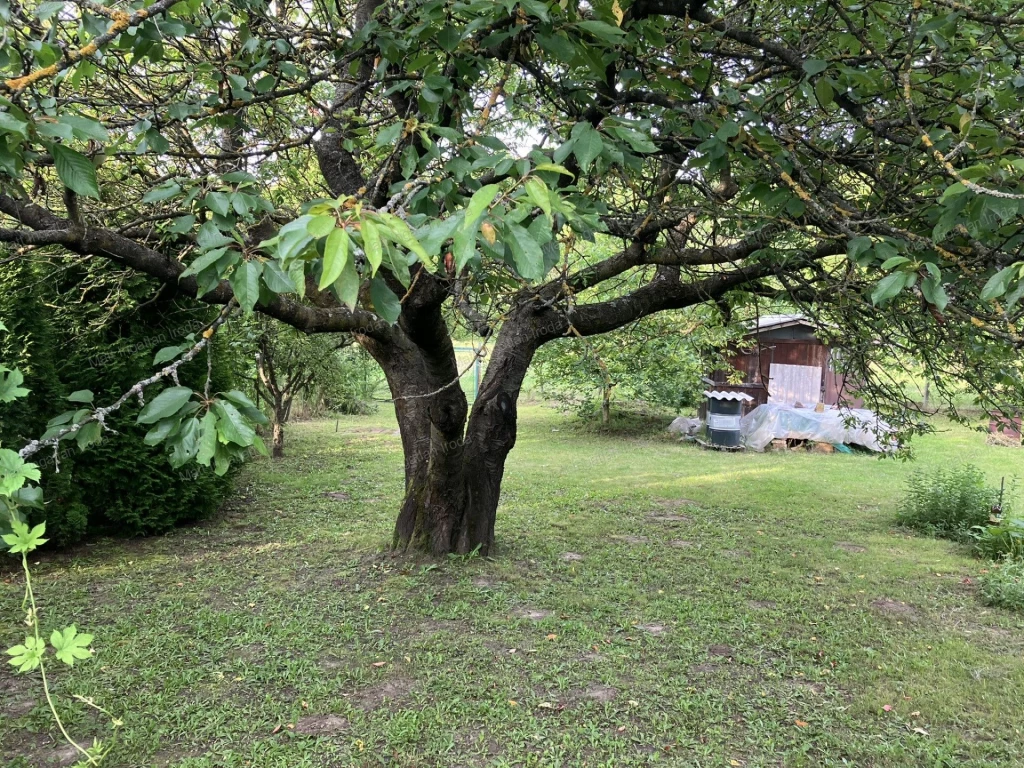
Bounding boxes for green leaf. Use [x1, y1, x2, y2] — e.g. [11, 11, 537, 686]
[375, 213, 432, 266]
[814, 77, 835, 107]
[58, 114, 109, 142]
[361, 217, 383, 275]
[2, 519, 47, 555]
[939, 182, 968, 203]
[221, 390, 269, 426]
[143, 180, 181, 203]
[12, 486, 43, 510]
[415, 213, 463, 256]
[803, 59, 828, 76]
[49, 625, 94, 667]
[168, 417, 201, 467]
[320, 228, 351, 289]
[67, 389, 94, 404]
[5, 636, 45, 672]
[452, 228, 477, 272]
[880, 256, 910, 270]
[333, 258, 361, 311]
[306, 214, 337, 238]
[137, 386, 194, 424]
[153, 346, 184, 366]
[203, 191, 231, 217]
[75, 420, 102, 450]
[871, 271, 911, 305]
[369, 277, 402, 324]
[230, 261, 262, 313]
[212, 400, 256, 446]
[716, 121, 740, 141]
[577, 20, 627, 41]
[985, 197, 1020, 224]
[921, 276, 949, 311]
[506, 222, 546, 282]
[0, 449, 41, 496]
[0, 367, 30, 403]
[980, 265, 1018, 301]
[375, 121, 403, 147]
[847, 236, 873, 261]
[463, 184, 501, 231]
[51, 143, 100, 198]
[143, 416, 179, 446]
[0, 111, 29, 139]
[570, 122, 603, 171]
[196, 411, 218, 466]
[261, 260, 296, 294]
[534, 162, 576, 177]
[525, 177, 552, 217]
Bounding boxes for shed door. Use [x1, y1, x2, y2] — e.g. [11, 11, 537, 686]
[768, 363, 822, 406]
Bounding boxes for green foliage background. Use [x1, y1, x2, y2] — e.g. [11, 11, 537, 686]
[0, 259, 237, 545]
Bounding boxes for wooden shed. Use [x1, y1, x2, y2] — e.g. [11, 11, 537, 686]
[707, 314, 861, 413]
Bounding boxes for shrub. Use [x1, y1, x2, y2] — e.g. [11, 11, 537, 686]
[896, 464, 1002, 539]
[0, 260, 239, 546]
[973, 516, 1024, 561]
[979, 558, 1024, 611]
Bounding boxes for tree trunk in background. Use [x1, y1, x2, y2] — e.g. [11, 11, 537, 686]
[271, 413, 285, 459]
[601, 384, 612, 424]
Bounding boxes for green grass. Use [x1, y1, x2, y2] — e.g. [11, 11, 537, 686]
[2, 406, 1022, 767]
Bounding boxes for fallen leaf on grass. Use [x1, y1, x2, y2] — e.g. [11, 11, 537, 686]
[371, 661, 387, 667]
[882, 704, 893, 712]
[508, 700, 518, 707]
[545, 634, 557, 641]
[912, 727, 930, 736]
[795, 720, 809, 727]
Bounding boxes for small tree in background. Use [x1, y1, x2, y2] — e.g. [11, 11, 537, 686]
[252, 322, 354, 458]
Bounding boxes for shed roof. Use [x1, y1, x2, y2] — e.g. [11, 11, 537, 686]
[744, 313, 815, 333]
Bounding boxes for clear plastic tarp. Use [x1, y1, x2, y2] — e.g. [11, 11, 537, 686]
[740, 404, 895, 452]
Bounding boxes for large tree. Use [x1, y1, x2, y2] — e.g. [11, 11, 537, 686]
[1, 0, 1022, 554]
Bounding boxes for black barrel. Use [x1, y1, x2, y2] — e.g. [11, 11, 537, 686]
[705, 391, 749, 448]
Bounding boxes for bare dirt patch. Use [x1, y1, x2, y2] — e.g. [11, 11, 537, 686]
[294, 714, 349, 736]
[720, 550, 750, 560]
[349, 677, 415, 711]
[3, 697, 37, 718]
[836, 542, 867, 553]
[579, 684, 618, 703]
[747, 600, 777, 610]
[689, 662, 719, 675]
[323, 492, 351, 501]
[707, 644, 735, 657]
[515, 608, 553, 621]
[560, 552, 584, 562]
[670, 539, 694, 548]
[653, 498, 699, 509]
[871, 598, 917, 617]
[635, 623, 668, 636]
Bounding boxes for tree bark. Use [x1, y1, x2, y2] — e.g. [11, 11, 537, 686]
[271, 418, 285, 459]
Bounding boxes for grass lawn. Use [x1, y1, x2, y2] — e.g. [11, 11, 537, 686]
[2, 405, 1022, 767]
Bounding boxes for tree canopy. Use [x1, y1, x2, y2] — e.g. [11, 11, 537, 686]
[1, 0, 1022, 552]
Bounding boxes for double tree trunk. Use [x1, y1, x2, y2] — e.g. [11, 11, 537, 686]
[361, 305, 540, 555]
